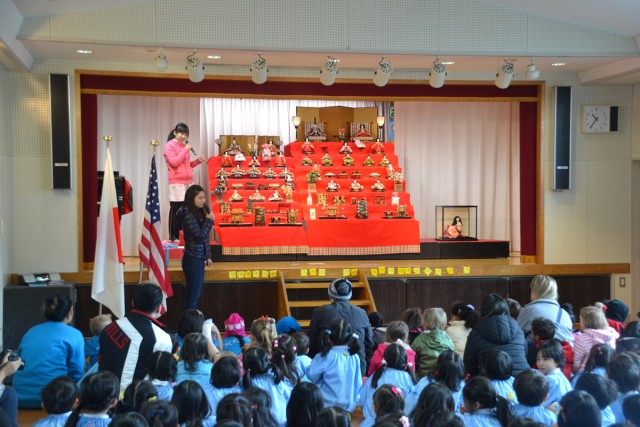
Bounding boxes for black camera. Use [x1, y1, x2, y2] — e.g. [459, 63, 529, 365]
[1, 350, 25, 371]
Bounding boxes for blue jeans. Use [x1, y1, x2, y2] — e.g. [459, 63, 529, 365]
[182, 253, 205, 309]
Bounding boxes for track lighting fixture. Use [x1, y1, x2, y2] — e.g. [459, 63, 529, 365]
[373, 57, 393, 87]
[185, 51, 205, 83]
[495, 58, 515, 89]
[250, 54, 268, 84]
[320, 57, 339, 86]
[429, 56, 447, 88]
[155, 48, 168, 71]
[525, 57, 540, 80]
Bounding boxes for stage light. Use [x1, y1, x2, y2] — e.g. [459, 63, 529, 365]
[495, 58, 514, 89]
[376, 116, 385, 142]
[155, 48, 168, 71]
[250, 54, 268, 84]
[525, 57, 540, 80]
[185, 51, 205, 83]
[320, 57, 339, 86]
[373, 57, 393, 87]
[292, 116, 301, 129]
[429, 56, 447, 88]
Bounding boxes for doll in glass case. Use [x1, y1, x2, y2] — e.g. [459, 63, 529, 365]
[443, 216, 463, 239]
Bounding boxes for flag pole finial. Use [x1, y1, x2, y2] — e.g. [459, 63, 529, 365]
[151, 140, 160, 153]
[103, 135, 113, 148]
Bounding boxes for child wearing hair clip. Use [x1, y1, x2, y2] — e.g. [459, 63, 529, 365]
[368, 321, 416, 376]
[446, 303, 478, 358]
[307, 318, 362, 412]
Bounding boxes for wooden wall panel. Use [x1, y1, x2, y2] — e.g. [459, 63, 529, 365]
[406, 278, 510, 314]
[369, 279, 406, 323]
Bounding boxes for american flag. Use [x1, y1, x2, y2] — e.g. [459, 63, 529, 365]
[139, 155, 173, 313]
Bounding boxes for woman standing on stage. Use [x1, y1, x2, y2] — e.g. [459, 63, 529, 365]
[164, 122, 206, 242]
[176, 185, 214, 309]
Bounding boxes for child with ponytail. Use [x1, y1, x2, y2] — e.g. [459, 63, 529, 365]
[359, 344, 416, 427]
[462, 376, 513, 427]
[246, 317, 277, 355]
[306, 318, 362, 412]
[270, 334, 301, 386]
[446, 303, 479, 357]
[370, 385, 407, 427]
[64, 371, 119, 427]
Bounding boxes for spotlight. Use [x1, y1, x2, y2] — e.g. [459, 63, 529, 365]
[373, 57, 393, 87]
[525, 57, 540, 80]
[185, 51, 205, 83]
[250, 54, 268, 84]
[429, 56, 447, 89]
[376, 116, 385, 142]
[495, 58, 514, 89]
[320, 57, 339, 86]
[292, 116, 301, 129]
[155, 48, 168, 71]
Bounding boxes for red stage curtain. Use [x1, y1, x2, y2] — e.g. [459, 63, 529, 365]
[519, 102, 538, 256]
[81, 94, 98, 263]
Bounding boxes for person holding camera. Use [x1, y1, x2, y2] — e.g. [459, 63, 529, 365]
[0, 351, 23, 426]
[12, 294, 84, 408]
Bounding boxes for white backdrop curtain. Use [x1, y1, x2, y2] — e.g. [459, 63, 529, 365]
[394, 101, 521, 251]
[97, 95, 375, 255]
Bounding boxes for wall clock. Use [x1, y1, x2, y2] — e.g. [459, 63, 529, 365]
[582, 105, 618, 133]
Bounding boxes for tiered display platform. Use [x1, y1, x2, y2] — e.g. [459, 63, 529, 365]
[208, 141, 421, 256]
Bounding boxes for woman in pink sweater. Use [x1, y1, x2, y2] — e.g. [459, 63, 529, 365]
[572, 306, 619, 374]
[163, 123, 205, 241]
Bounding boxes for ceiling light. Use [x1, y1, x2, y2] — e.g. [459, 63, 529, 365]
[76, 50, 93, 54]
[185, 51, 205, 83]
[441, 61, 455, 65]
[320, 57, 339, 86]
[155, 48, 168, 71]
[250, 54, 268, 84]
[495, 58, 515, 89]
[551, 62, 566, 67]
[429, 56, 447, 89]
[525, 57, 539, 80]
[207, 55, 222, 59]
[373, 57, 393, 87]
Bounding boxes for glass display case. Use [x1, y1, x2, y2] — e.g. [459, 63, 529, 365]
[436, 205, 478, 240]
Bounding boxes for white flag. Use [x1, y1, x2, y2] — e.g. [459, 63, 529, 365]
[92, 146, 125, 318]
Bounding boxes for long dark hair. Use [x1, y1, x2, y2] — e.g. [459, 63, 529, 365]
[583, 343, 614, 373]
[463, 376, 512, 427]
[286, 382, 324, 427]
[180, 333, 209, 372]
[480, 294, 510, 318]
[373, 385, 405, 418]
[432, 350, 465, 392]
[171, 380, 211, 427]
[270, 334, 300, 385]
[167, 122, 189, 141]
[243, 387, 277, 427]
[211, 355, 241, 388]
[410, 383, 454, 427]
[318, 318, 360, 357]
[371, 344, 416, 388]
[242, 347, 276, 389]
[216, 393, 252, 427]
[183, 185, 207, 218]
[450, 302, 479, 329]
[64, 372, 119, 427]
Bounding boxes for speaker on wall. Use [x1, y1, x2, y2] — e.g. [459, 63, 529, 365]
[553, 86, 572, 190]
[50, 74, 72, 189]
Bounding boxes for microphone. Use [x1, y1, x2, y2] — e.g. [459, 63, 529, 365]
[186, 140, 197, 156]
[204, 204, 211, 214]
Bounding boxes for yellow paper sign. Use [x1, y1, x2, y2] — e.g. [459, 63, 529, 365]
[309, 268, 317, 276]
[245, 270, 251, 278]
[435, 268, 442, 276]
[413, 267, 421, 275]
[319, 269, 326, 277]
[378, 266, 386, 274]
[398, 268, 406, 275]
[424, 267, 432, 276]
[261, 270, 269, 278]
[463, 266, 471, 274]
[446, 267, 454, 275]
[229, 271, 237, 279]
[237, 271, 245, 279]
[301, 269, 308, 277]
[252, 270, 260, 278]
[351, 268, 358, 276]
[388, 267, 395, 275]
[269, 270, 278, 278]
[371, 269, 378, 277]
[343, 269, 351, 277]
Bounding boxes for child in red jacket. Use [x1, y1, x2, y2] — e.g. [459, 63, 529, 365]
[526, 317, 574, 380]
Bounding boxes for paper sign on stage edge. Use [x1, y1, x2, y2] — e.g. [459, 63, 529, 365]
[388, 267, 395, 275]
[423, 267, 432, 276]
[371, 269, 378, 276]
[319, 269, 326, 277]
[413, 267, 420, 275]
[252, 270, 260, 278]
[269, 270, 278, 278]
[261, 270, 269, 278]
[237, 271, 245, 278]
[301, 269, 308, 277]
[245, 270, 251, 278]
[343, 268, 350, 277]
[378, 266, 386, 274]
[398, 268, 405, 275]
[351, 268, 358, 276]
[229, 271, 237, 279]
[463, 266, 471, 274]
[309, 268, 317, 276]
[446, 267, 454, 275]
[435, 268, 442, 276]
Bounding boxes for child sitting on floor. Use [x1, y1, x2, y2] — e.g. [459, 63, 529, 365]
[33, 376, 79, 427]
[536, 339, 573, 408]
[511, 370, 557, 425]
[527, 317, 573, 380]
[367, 321, 416, 376]
[292, 331, 312, 380]
[411, 308, 454, 378]
[84, 314, 112, 370]
[573, 306, 619, 374]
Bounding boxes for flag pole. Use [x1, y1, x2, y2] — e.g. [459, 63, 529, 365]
[139, 139, 160, 284]
[97, 135, 112, 317]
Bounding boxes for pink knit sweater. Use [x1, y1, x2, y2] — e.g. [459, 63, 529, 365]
[572, 327, 619, 373]
[163, 139, 202, 184]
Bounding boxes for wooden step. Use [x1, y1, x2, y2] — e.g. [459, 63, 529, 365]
[288, 299, 372, 308]
[286, 282, 365, 290]
[298, 320, 310, 327]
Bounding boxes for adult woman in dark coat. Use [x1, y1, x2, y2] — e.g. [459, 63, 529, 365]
[463, 293, 529, 377]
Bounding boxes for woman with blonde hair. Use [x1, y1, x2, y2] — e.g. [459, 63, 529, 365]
[516, 275, 574, 344]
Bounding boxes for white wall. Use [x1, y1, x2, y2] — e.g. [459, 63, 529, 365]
[0, 64, 9, 346]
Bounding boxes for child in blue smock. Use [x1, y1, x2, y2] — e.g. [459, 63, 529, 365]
[462, 377, 513, 427]
[574, 373, 618, 427]
[171, 380, 215, 427]
[242, 346, 295, 426]
[410, 383, 460, 426]
[480, 350, 518, 405]
[571, 343, 614, 387]
[536, 339, 572, 408]
[306, 318, 362, 412]
[606, 352, 640, 423]
[404, 350, 465, 415]
[84, 314, 112, 371]
[201, 355, 242, 422]
[222, 313, 251, 355]
[145, 351, 176, 401]
[359, 344, 416, 427]
[292, 331, 312, 380]
[511, 370, 557, 425]
[64, 371, 119, 427]
[176, 333, 214, 386]
[33, 376, 79, 427]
